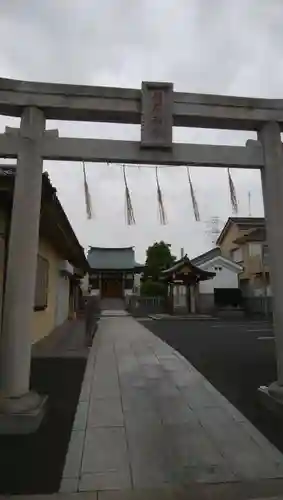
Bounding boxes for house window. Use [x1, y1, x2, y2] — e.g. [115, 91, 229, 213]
[262, 245, 268, 265]
[231, 247, 243, 263]
[248, 242, 262, 257]
[34, 255, 49, 311]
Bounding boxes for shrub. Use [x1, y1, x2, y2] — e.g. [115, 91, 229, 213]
[140, 280, 167, 297]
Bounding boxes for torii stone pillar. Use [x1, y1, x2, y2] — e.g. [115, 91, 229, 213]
[258, 122, 283, 397]
[0, 107, 46, 432]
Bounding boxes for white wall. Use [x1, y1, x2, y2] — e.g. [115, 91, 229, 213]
[199, 262, 239, 294]
[173, 285, 187, 306]
[55, 274, 70, 326]
[81, 273, 89, 295]
[133, 273, 142, 294]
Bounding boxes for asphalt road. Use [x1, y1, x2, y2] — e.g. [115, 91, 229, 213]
[139, 318, 283, 452]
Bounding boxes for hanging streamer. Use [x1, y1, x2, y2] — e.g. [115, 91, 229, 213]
[123, 165, 136, 225]
[186, 167, 200, 222]
[227, 168, 238, 214]
[82, 162, 92, 219]
[155, 166, 167, 225]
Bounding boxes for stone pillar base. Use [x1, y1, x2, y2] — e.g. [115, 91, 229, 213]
[258, 382, 283, 416]
[268, 381, 283, 401]
[0, 391, 47, 435]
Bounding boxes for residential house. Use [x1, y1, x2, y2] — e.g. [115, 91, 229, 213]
[191, 247, 243, 313]
[0, 165, 89, 344]
[216, 217, 269, 298]
[233, 227, 270, 297]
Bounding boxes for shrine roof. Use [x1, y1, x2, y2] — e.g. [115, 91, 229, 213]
[87, 246, 143, 270]
[161, 255, 215, 281]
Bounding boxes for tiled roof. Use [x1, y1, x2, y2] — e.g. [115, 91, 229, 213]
[191, 247, 221, 266]
[87, 246, 143, 270]
[161, 255, 215, 280]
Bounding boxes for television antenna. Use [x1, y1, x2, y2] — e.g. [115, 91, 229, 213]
[205, 216, 224, 246]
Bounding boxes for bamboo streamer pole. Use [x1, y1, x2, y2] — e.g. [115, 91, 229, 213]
[227, 167, 238, 214]
[123, 165, 136, 225]
[155, 166, 167, 225]
[186, 166, 200, 221]
[82, 162, 92, 219]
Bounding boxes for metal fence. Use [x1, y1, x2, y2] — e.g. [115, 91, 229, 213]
[126, 295, 166, 316]
[243, 296, 273, 318]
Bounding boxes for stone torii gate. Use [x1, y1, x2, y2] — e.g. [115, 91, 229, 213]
[0, 78, 282, 431]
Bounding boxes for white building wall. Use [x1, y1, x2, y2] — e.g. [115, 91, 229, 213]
[81, 273, 89, 295]
[55, 274, 70, 326]
[198, 264, 239, 294]
[173, 285, 187, 307]
[133, 273, 142, 294]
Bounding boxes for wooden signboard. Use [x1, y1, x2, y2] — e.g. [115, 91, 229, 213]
[140, 81, 173, 149]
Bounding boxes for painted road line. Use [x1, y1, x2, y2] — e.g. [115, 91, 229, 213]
[247, 328, 273, 333]
[257, 336, 275, 340]
[210, 324, 271, 329]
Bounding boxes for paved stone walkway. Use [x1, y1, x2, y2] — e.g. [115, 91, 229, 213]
[60, 316, 283, 495]
[101, 310, 129, 317]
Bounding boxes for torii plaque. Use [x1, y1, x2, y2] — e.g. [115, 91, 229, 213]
[140, 81, 173, 149]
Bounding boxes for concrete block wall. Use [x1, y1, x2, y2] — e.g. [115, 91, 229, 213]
[197, 293, 215, 314]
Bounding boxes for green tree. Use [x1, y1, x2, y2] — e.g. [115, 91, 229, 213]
[143, 241, 176, 282]
[140, 279, 168, 298]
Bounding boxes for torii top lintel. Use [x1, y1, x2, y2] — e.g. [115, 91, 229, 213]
[0, 77, 283, 131]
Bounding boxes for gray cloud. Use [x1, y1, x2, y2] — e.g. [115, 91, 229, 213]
[0, 0, 281, 260]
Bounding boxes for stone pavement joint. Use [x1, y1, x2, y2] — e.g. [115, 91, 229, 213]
[60, 316, 283, 494]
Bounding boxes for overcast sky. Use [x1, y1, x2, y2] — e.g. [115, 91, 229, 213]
[1, 0, 282, 261]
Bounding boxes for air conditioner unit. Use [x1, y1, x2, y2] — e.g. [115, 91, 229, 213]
[59, 260, 74, 276]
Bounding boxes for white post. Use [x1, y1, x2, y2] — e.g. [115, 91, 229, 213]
[258, 121, 283, 394]
[0, 107, 45, 413]
[190, 285, 196, 313]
